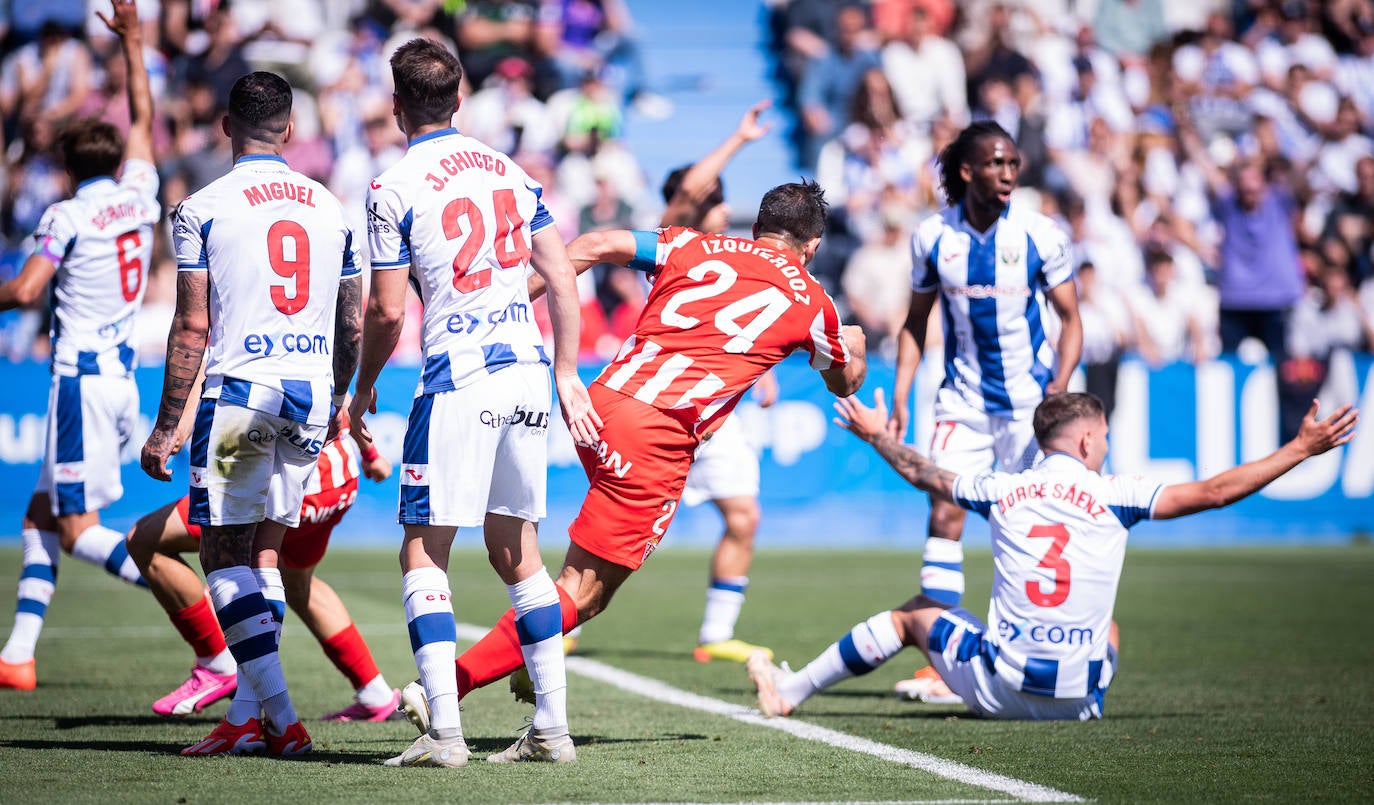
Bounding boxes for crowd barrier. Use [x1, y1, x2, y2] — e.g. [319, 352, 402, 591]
[0, 353, 1368, 548]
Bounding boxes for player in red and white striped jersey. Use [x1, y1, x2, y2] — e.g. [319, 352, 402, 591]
[126, 414, 403, 723]
[435, 181, 868, 708]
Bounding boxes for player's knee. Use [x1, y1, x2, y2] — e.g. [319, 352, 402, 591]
[719, 498, 760, 542]
[125, 525, 154, 567]
[929, 503, 966, 541]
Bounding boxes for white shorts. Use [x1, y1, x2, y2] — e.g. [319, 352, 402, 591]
[187, 399, 326, 528]
[682, 414, 759, 506]
[398, 363, 549, 527]
[927, 608, 1109, 721]
[929, 387, 1038, 477]
[37, 373, 138, 516]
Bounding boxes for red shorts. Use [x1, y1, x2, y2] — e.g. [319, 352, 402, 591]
[568, 385, 699, 570]
[175, 478, 358, 570]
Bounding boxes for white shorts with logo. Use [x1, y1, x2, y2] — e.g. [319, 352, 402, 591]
[929, 386, 1039, 477]
[682, 413, 759, 506]
[37, 373, 138, 516]
[187, 400, 326, 528]
[398, 362, 550, 527]
[927, 607, 1110, 721]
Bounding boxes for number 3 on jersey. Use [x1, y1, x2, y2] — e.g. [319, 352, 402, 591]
[1025, 523, 1071, 607]
[444, 188, 531, 293]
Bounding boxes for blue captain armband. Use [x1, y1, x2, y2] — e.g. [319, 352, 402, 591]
[628, 230, 659, 272]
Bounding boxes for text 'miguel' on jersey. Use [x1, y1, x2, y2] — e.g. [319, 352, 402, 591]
[952, 453, 1163, 699]
[173, 155, 358, 426]
[35, 159, 160, 377]
[911, 201, 1073, 419]
[366, 127, 553, 395]
[604, 226, 849, 434]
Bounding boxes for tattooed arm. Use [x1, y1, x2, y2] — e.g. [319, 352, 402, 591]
[332, 274, 362, 402]
[833, 388, 957, 504]
[142, 271, 209, 480]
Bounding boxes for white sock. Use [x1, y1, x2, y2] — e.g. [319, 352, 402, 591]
[1, 529, 59, 663]
[69, 524, 144, 586]
[198, 648, 237, 677]
[782, 612, 905, 707]
[252, 567, 286, 641]
[507, 568, 567, 732]
[207, 567, 294, 728]
[698, 576, 747, 644]
[355, 674, 393, 707]
[402, 567, 460, 739]
[225, 670, 260, 726]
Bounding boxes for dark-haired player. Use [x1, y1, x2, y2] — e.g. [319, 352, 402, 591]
[142, 70, 362, 757]
[885, 121, 1082, 703]
[0, 0, 158, 691]
[748, 392, 1357, 720]
[402, 180, 867, 756]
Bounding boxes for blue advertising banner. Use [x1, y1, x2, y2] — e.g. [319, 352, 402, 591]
[0, 353, 1369, 547]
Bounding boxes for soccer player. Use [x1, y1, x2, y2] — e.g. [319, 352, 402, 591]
[127, 414, 401, 722]
[886, 121, 1082, 702]
[141, 71, 361, 758]
[349, 38, 597, 768]
[563, 101, 780, 664]
[747, 391, 1357, 720]
[412, 180, 866, 744]
[0, 0, 158, 692]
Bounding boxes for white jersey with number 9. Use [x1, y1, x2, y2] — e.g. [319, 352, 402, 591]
[173, 155, 357, 426]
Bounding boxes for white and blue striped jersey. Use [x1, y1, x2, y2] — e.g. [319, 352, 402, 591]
[911, 201, 1074, 418]
[173, 155, 357, 427]
[34, 159, 159, 377]
[952, 453, 1162, 699]
[366, 127, 552, 396]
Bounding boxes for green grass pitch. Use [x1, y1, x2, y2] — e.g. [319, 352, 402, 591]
[1, 545, 1371, 803]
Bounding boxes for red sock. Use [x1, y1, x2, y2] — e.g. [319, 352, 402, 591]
[457, 584, 578, 698]
[169, 594, 227, 659]
[321, 623, 381, 690]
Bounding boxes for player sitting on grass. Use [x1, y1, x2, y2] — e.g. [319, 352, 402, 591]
[748, 391, 1357, 720]
[127, 411, 402, 726]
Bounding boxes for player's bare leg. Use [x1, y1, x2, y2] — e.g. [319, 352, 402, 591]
[127, 502, 236, 715]
[281, 568, 401, 722]
[483, 513, 575, 763]
[695, 495, 772, 663]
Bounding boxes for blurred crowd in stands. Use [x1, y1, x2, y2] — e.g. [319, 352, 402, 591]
[2, 0, 1372, 431]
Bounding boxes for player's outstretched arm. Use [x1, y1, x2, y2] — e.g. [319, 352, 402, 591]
[531, 226, 602, 445]
[348, 267, 407, 446]
[820, 323, 866, 397]
[0, 254, 57, 312]
[143, 272, 209, 480]
[527, 228, 640, 301]
[660, 100, 772, 227]
[1045, 279, 1082, 395]
[889, 289, 936, 439]
[1152, 400, 1358, 520]
[835, 388, 957, 502]
[98, 0, 154, 165]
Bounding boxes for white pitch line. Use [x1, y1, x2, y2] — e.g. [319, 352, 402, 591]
[455, 624, 1082, 804]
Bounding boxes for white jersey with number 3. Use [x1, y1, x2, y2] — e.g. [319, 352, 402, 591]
[366, 127, 552, 395]
[173, 155, 357, 426]
[952, 453, 1162, 698]
[34, 159, 159, 377]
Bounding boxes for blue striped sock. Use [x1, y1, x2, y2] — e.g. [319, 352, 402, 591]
[781, 612, 905, 706]
[403, 567, 460, 737]
[1, 529, 60, 663]
[207, 567, 292, 725]
[920, 537, 964, 606]
[70, 524, 145, 587]
[509, 569, 566, 731]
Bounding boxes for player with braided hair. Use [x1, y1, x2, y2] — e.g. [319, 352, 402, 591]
[885, 121, 1082, 703]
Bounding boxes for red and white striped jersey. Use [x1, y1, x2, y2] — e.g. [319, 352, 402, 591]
[597, 226, 849, 434]
[304, 418, 360, 496]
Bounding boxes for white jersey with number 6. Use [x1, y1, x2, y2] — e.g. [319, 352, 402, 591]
[952, 453, 1162, 698]
[366, 127, 552, 395]
[34, 159, 160, 377]
[172, 154, 357, 426]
